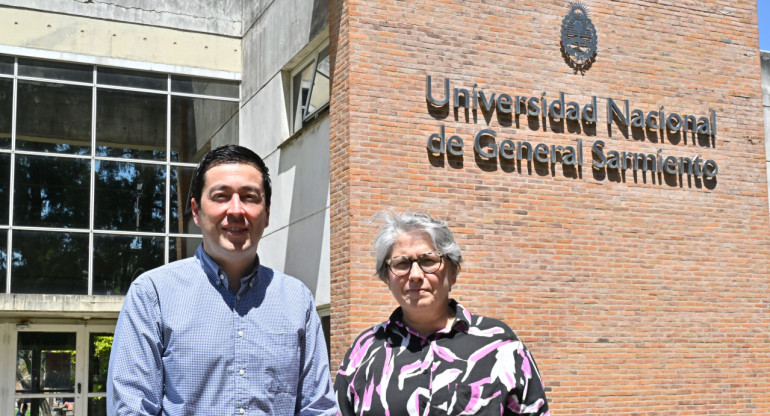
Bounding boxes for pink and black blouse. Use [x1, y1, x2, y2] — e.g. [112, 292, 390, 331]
[335, 300, 549, 415]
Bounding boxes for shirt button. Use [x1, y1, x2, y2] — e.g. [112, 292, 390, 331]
[239, 369, 245, 376]
[239, 408, 245, 414]
[238, 330, 244, 337]
[423, 369, 429, 374]
[236, 295, 241, 301]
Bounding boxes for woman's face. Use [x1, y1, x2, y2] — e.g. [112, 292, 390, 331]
[387, 230, 456, 324]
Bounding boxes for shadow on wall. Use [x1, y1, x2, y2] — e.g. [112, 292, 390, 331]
[310, 0, 329, 42]
[277, 118, 330, 296]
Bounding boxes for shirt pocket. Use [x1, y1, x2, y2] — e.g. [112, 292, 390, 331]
[248, 330, 300, 410]
[431, 382, 473, 415]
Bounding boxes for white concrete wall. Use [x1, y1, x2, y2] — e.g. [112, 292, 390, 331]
[0, 0, 242, 36]
[0, 323, 14, 414]
[256, 118, 331, 305]
[241, 0, 327, 100]
[240, 75, 291, 157]
[241, 0, 330, 305]
[0, 295, 123, 319]
[0, 6, 241, 74]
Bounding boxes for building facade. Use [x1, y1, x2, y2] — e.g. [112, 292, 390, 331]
[0, 1, 768, 415]
[0, 1, 331, 415]
[328, 1, 770, 415]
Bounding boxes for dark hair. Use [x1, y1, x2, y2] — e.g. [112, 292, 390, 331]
[188, 145, 272, 210]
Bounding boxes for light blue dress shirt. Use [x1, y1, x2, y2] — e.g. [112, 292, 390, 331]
[107, 245, 337, 416]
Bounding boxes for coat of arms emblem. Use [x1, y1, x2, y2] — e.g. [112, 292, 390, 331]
[560, 2, 598, 74]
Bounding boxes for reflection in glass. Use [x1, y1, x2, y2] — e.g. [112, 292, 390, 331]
[18, 398, 75, 416]
[14, 155, 90, 228]
[170, 96, 238, 163]
[292, 62, 314, 133]
[92, 235, 164, 295]
[12, 231, 88, 294]
[18, 58, 92, 82]
[0, 78, 12, 148]
[169, 166, 198, 234]
[97, 67, 167, 90]
[293, 47, 330, 133]
[94, 161, 166, 232]
[16, 81, 92, 154]
[0, 232, 6, 293]
[15, 332, 82, 415]
[0, 54, 13, 74]
[170, 75, 239, 98]
[169, 237, 202, 262]
[305, 46, 330, 118]
[89, 333, 113, 393]
[0, 153, 10, 224]
[96, 89, 166, 160]
[16, 332, 76, 393]
[88, 397, 107, 416]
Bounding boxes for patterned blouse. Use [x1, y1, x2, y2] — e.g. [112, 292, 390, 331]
[335, 300, 549, 415]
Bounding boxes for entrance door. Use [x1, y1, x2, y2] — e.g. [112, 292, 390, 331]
[13, 323, 114, 416]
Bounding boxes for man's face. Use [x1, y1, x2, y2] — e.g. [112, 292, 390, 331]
[191, 163, 270, 267]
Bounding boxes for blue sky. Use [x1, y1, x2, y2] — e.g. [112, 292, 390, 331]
[760, 1, 769, 50]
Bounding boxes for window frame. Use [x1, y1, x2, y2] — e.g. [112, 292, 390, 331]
[0, 54, 240, 296]
[289, 40, 330, 135]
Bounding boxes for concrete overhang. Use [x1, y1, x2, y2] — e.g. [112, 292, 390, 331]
[0, 294, 123, 320]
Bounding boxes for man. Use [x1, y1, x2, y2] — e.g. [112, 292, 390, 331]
[107, 145, 337, 416]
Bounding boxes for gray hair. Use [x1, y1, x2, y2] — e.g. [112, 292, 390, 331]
[373, 211, 463, 283]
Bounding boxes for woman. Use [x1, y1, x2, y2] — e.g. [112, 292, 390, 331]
[335, 212, 549, 415]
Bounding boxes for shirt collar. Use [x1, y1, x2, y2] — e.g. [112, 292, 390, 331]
[195, 244, 261, 294]
[387, 299, 471, 336]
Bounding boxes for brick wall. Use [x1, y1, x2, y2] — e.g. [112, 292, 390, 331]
[329, 0, 770, 414]
[329, 0, 352, 368]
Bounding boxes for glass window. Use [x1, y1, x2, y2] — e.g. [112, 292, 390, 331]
[0, 231, 6, 291]
[0, 55, 238, 295]
[0, 153, 10, 224]
[87, 332, 112, 416]
[12, 231, 89, 294]
[16, 331, 78, 416]
[169, 236, 202, 262]
[0, 78, 12, 149]
[305, 46, 330, 119]
[169, 165, 198, 234]
[17, 332, 76, 391]
[0, 55, 13, 75]
[14, 155, 90, 228]
[97, 67, 167, 90]
[291, 45, 330, 133]
[18, 58, 92, 82]
[94, 160, 166, 232]
[292, 63, 314, 133]
[88, 397, 107, 416]
[92, 235, 164, 295]
[16, 81, 92, 154]
[170, 96, 238, 163]
[171, 75, 239, 98]
[88, 333, 113, 393]
[96, 89, 167, 160]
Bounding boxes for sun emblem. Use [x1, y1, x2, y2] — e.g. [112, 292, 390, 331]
[560, 1, 598, 74]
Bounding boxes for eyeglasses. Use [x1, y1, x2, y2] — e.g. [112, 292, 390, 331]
[386, 252, 444, 277]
